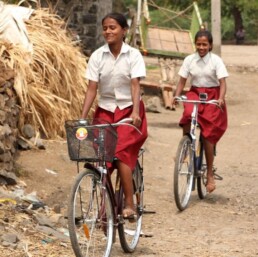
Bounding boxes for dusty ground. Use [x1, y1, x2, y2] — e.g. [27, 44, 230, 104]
[3, 45, 258, 256]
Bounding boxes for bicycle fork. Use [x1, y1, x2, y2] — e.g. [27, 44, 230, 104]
[189, 103, 198, 192]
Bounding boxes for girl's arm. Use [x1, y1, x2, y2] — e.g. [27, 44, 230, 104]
[173, 76, 187, 105]
[218, 77, 227, 107]
[130, 77, 142, 127]
[81, 80, 98, 119]
[174, 76, 187, 97]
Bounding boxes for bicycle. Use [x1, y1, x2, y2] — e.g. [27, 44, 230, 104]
[65, 118, 145, 257]
[173, 94, 223, 211]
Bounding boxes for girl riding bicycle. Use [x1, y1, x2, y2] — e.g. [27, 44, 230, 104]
[81, 12, 148, 219]
[173, 29, 228, 193]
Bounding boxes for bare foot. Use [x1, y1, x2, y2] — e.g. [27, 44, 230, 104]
[122, 206, 136, 220]
[206, 177, 216, 193]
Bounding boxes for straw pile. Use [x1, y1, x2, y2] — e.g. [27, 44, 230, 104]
[0, 7, 94, 139]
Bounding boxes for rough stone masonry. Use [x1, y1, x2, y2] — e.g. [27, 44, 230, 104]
[0, 62, 19, 184]
[56, 0, 112, 56]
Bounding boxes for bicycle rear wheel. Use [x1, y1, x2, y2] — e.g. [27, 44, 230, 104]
[68, 169, 114, 257]
[174, 135, 194, 211]
[196, 137, 207, 199]
[118, 161, 144, 253]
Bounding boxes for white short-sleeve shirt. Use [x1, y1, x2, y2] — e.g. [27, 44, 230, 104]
[178, 52, 229, 87]
[86, 42, 146, 112]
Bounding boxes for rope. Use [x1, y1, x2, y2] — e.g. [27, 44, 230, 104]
[147, 0, 194, 29]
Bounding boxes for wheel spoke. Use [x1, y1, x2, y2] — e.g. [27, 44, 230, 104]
[68, 170, 114, 257]
[118, 161, 144, 253]
[174, 136, 194, 211]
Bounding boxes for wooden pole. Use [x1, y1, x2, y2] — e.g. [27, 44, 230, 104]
[211, 0, 221, 56]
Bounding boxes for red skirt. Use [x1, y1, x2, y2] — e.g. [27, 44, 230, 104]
[179, 86, 227, 144]
[94, 101, 148, 171]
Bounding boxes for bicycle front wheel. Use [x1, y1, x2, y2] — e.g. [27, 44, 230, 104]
[118, 161, 144, 253]
[174, 135, 194, 211]
[68, 169, 114, 257]
[196, 137, 207, 199]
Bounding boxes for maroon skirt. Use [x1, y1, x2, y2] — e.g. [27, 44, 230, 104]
[179, 86, 227, 144]
[94, 101, 148, 171]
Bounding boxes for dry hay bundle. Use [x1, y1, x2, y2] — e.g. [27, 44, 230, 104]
[0, 7, 94, 139]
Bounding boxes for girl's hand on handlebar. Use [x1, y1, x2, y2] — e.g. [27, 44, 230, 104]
[217, 98, 225, 108]
[130, 112, 142, 127]
[172, 95, 181, 106]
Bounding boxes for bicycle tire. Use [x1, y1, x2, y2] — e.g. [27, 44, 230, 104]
[118, 161, 144, 253]
[68, 169, 114, 257]
[196, 137, 207, 199]
[174, 135, 194, 211]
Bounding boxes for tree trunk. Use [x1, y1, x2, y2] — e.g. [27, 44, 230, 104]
[231, 6, 243, 33]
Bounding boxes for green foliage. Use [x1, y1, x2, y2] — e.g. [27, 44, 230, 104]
[2, 0, 19, 3]
[148, 8, 191, 30]
[223, 0, 258, 12]
[124, 0, 137, 9]
[198, 0, 258, 42]
[190, 5, 201, 40]
[146, 64, 159, 70]
[124, 0, 258, 44]
[221, 16, 234, 40]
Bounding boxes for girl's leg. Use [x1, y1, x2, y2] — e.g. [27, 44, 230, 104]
[203, 138, 216, 193]
[116, 160, 135, 217]
[183, 123, 190, 135]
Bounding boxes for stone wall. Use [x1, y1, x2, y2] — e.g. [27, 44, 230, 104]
[55, 0, 113, 56]
[0, 62, 19, 184]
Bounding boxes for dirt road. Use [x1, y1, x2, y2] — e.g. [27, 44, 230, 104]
[139, 73, 258, 257]
[137, 46, 258, 257]
[3, 45, 258, 256]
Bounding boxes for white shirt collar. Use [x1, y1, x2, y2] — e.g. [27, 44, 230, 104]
[195, 51, 211, 63]
[102, 42, 130, 54]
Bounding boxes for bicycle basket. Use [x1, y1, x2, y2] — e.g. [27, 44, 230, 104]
[65, 119, 117, 162]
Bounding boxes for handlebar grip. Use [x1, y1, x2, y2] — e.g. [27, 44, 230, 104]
[209, 100, 219, 104]
[175, 95, 187, 101]
[78, 119, 88, 125]
[117, 118, 133, 124]
[114, 118, 142, 135]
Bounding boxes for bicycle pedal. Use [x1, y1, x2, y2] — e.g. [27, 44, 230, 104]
[214, 173, 223, 180]
[201, 164, 207, 171]
[196, 170, 204, 176]
[143, 209, 156, 214]
[137, 206, 144, 216]
[123, 214, 137, 223]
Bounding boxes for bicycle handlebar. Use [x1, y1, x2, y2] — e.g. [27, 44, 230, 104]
[78, 118, 142, 135]
[175, 96, 219, 106]
[111, 118, 142, 134]
[112, 118, 133, 125]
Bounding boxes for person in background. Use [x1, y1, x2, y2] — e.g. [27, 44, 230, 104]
[81, 12, 148, 218]
[235, 26, 245, 45]
[173, 29, 228, 193]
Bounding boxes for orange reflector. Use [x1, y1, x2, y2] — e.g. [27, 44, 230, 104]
[83, 224, 90, 239]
